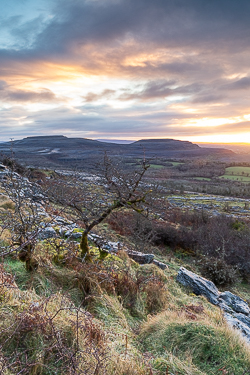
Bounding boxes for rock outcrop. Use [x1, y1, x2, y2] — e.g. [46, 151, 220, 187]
[177, 267, 219, 304]
[177, 267, 250, 343]
[126, 250, 154, 265]
[152, 259, 168, 270]
[87, 233, 168, 269]
[38, 226, 57, 240]
[218, 291, 250, 315]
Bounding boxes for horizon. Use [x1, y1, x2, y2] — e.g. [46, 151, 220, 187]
[1, 1, 250, 143]
[1, 135, 250, 147]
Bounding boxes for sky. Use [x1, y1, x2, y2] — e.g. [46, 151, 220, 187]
[1, 0, 250, 143]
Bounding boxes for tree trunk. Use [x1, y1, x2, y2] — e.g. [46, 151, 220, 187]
[80, 231, 92, 261]
[19, 243, 38, 271]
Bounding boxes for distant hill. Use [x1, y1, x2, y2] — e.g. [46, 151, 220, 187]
[198, 142, 250, 154]
[0, 136, 235, 170]
[96, 139, 134, 144]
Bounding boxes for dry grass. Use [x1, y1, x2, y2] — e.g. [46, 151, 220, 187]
[1, 234, 250, 374]
[139, 306, 250, 374]
[0, 285, 110, 374]
[0, 194, 15, 210]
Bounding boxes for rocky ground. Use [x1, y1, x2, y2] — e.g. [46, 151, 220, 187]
[167, 192, 250, 220]
[177, 267, 250, 343]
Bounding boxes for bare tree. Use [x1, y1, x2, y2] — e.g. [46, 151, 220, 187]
[46, 154, 150, 261]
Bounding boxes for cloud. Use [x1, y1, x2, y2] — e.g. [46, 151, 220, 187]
[0, 87, 58, 103]
[0, 81, 7, 90]
[119, 80, 203, 101]
[192, 94, 225, 104]
[1, 0, 250, 141]
[83, 89, 116, 102]
[218, 121, 250, 132]
[31, 0, 250, 56]
[221, 77, 250, 91]
[2, 0, 250, 68]
[10, 16, 47, 48]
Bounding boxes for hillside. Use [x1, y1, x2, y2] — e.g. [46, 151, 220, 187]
[1, 161, 250, 374]
[0, 136, 234, 170]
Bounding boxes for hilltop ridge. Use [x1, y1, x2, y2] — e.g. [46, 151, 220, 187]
[0, 136, 234, 169]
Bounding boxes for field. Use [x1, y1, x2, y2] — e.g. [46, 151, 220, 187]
[192, 177, 211, 181]
[169, 162, 184, 166]
[220, 166, 250, 182]
[149, 164, 165, 169]
[220, 175, 250, 182]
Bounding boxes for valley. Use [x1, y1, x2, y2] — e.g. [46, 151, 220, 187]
[1, 137, 250, 374]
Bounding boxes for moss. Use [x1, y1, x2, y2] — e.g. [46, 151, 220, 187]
[73, 228, 83, 233]
[80, 232, 91, 260]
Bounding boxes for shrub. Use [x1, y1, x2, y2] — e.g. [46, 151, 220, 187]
[143, 279, 167, 313]
[199, 256, 240, 286]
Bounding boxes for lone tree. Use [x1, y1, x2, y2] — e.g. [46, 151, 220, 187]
[47, 154, 150, 261]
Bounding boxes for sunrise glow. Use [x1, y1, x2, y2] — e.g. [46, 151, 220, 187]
[1, 0, 250, 144]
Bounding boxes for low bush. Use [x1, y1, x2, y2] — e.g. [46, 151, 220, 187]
[199, 256, 240, 286]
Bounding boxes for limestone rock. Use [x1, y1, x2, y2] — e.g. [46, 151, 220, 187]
[38, 227, 57, 239]
[218, 291, 250, 315]
[234, 313, 250, 328]
[88, 234, 121, 253]
[32, 193, 45, 202]
[67, 231, 82, 240]
[54, 216, 74, 225]
[177, 267, 250, 343]
[224, 313, 250, 342]
[217, 300, 234, 314]
[127, 250, 154, 264]
[87, 233, 166, 269]
[152, 259, 168, 270]
[176, 267, 220, 304]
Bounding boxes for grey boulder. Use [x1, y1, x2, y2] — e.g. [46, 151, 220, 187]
[127, 250, 154, 264]
[176, 267, 220, 304]
[38, 227, 57, 239]
[224, 313, 250, 342]
[152, 259, 168, 270]
[218, 291, 250, 315]
[177, 267, 250, 344]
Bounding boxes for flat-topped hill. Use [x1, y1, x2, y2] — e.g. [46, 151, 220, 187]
[14, 135, 116, 149]
[0, 136, 234, 169]
[131, 138, 199, 150]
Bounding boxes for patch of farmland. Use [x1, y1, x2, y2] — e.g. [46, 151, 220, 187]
[192, 177, 211, 181]
[220, 166, 250, 181]
[220, 175, 250, 182]
[169, 162, 184, 166]
[149, 164, 165, 169]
